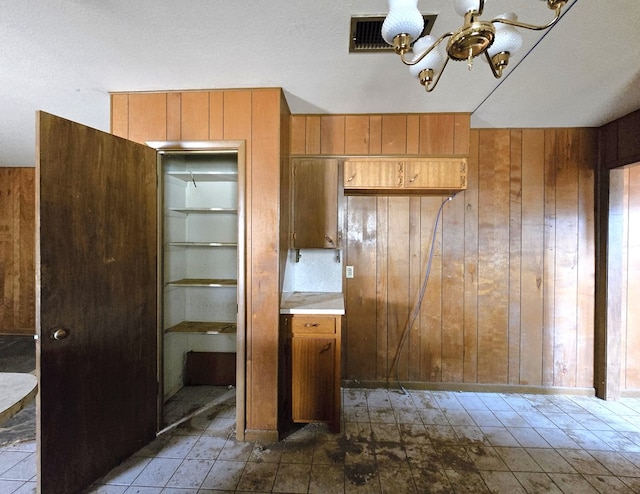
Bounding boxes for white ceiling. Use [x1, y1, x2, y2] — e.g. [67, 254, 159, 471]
[1, 0, 639, 167]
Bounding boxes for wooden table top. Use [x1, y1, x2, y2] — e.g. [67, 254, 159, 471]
[0, 373, 37, 426]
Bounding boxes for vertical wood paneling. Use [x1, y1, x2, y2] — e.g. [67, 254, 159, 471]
[419, 197, 443, 382]
[381, 115, 407, 155]
[543, 131, 557, 386]
[464, 131, 480, 382]
[508, 130, 523, 384]
[625, 165, 640, 387]
[576, 129, 596, 388]
[407, 197, 422, 381]
[287, 115, 597, 392]
[520, 130, 545, 385]
[209, 91, 224, 140]
[128, 93, 167, 144]
[344, 115, 370, 155]
[387, 198, 411, 380]
[0, 168, 35, 334]
[419, 114, 455, 155]
[290, 116, 306, 155]
[553, 130, 580, 387]
[305, 116, 321, 155]
[454, 114, 471, 156]
[376, 197, 389, 379]
[344, 196, 378, 379]
[166, 92, 181, 140]
[249, 89, 281, 431]
[441, 191, 465, 382]
[181, 92, 209, 140]
[113, 88, 288, 438]
[369, 116, 382, 155]
[320, 116, 345, 155]
[406, 116, 420, 155]
[477, 130, 510, 384]
[110, 94, 129, 139]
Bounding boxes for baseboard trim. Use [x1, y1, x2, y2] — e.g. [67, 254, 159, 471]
[341, 379, 595, 396]
[242, 429, 280, 443]
[621, 389, 640, 398]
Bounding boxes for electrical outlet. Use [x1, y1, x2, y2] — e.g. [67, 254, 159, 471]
[346, 265, 354, 278]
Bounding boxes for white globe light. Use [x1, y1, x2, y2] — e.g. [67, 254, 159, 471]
[453, 0, 482, 17]
[408, 36, 443, 78]
[488, 13, 523, 57]
[382, 0, 424, 45]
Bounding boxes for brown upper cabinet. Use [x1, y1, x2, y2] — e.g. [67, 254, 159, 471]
[343, 157, 467, 193]
[291, 158, 339, 249]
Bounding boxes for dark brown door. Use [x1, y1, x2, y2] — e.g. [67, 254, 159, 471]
[36, 112, 158, 494]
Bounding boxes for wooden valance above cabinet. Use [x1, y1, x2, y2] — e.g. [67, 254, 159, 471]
[343, 157, 467, 194]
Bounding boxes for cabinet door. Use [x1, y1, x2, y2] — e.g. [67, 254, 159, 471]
[292, 158, 339, 248]
[344, 160, 403, 189]
[404, 158, 467, 190]
[291, 336, 336, 423]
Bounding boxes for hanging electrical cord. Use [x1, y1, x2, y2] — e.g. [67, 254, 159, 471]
[389, 192, 458, 395]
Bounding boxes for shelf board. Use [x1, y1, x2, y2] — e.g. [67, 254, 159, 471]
[166, 242, 237, 247]
[165, 321, 237, 334]
[166, 278, 237, 287]
[166, 171, 238, 182]
[168, 207, 237, 214]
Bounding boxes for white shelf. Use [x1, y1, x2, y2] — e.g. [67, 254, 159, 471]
[166, 171, 237, 182]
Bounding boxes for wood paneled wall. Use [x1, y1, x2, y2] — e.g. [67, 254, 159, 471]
[608, 165, 640, 394]
[596, 108, 640, 399]
[291, 115, 598, 391]
[0, 167, 35, 334]
[112, 89, 289, 439]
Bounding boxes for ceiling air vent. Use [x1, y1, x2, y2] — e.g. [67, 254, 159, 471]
[349, 14, 437, 53]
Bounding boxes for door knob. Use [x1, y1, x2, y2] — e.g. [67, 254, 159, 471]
[51, 327, 69, 340]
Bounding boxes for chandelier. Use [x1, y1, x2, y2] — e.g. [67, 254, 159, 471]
[382, 0, 567, 92]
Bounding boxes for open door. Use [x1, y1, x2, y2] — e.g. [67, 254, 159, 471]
[36, 112, 159, 493]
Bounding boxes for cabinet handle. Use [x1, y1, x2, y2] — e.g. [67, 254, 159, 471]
[320, 342, 332, 353]
[325, 235, 335, 246]
[304, 323, 320, 327]
[409, 173, 418, 183]
[347, 174, 355, 182]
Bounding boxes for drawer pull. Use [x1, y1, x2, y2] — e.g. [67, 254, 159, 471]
[304, 323, 320, 327]
[320, 342, 332, 353]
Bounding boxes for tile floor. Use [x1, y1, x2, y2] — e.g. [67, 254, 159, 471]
[3, 387, 640, 493]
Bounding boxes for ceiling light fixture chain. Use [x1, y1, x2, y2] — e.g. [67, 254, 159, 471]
[382, 0, 568, 92]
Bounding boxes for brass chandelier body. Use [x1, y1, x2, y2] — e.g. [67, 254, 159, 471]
[385, 0, 568, 92]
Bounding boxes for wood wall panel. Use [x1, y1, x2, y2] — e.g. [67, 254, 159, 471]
[291, 115, 596, 390]
[508, 130, 523, 384]
[0, 168, 35, 334]
[618, 164, 640, 391]
[519, 130, 545, 385]
[111, 88, 288, 439]
[463, 130, 480, 383]
[166, 92, 182, 141]
[477, 130, 510, 384]
[181, 92, 209, 140]
[577, 130, 596, 387]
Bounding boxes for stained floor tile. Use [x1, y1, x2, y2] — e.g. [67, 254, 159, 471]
[4, 387, 640, 493]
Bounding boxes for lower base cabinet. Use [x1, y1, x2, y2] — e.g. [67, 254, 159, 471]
[282, 314, 341, 433]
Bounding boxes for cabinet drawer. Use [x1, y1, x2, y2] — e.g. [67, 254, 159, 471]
[291, 316, 336, 334]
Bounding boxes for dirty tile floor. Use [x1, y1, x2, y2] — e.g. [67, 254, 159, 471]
[3, 386, 640, 493]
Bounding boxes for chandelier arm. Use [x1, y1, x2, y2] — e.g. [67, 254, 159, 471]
[424, 56, 451, 92]
[399, 32, 453, 66]
[491, 5, 563, 31]
[484, 50, 501, 79]
[476, 0, 485, 17]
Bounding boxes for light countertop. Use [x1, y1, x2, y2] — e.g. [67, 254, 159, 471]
[280, 291, 345, 315]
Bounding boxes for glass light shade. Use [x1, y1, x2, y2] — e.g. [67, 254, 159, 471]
[453, 0, 482, 17]
[408, 36, 443, 78]
[382, 0, 424, 45]
[487, 13, 523, 56]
